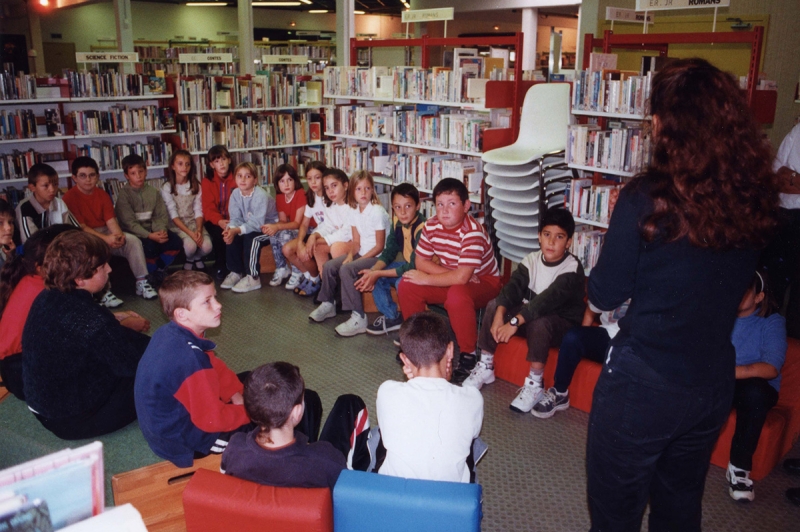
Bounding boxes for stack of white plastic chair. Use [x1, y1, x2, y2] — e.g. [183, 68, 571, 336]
[481, 83, 572, 263]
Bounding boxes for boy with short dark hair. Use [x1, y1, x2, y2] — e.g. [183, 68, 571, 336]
[16, 163, 79, 243]
[355, 183, 426, 335]
[62, 156, 155, 304]
[464, 208, 586, 415]
[115, 154, 183, 280]
[221, 362, 372, 489]
[0, 198, 15, 269]
[377, 311, 484, 483]
[397, 178, 501, 384]
[135, 270, 252, 467]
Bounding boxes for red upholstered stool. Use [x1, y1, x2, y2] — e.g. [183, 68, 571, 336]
[182, 469, 333, 532]
[493, 337, 603, 413]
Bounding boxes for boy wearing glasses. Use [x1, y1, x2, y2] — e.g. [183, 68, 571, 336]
[62, 156, 157, 303]
[354, 183, 425, 335]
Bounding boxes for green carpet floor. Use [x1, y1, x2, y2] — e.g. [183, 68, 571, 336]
[2, 273, 800, 531]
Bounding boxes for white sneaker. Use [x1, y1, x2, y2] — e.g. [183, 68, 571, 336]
[462, 361, 496, 390]
[135, 280, 157, 300]
[285, 271, 303, 290]
[335, 311, 368, 337]
[509, 377, 543, 413]
[221, 272, 243, 289]
[100, 290, 124, 307]
[269, 267, 291, 287]
[726, 463, 755, 502]
[309, 301, 336, 323]
[183, 262, 193, 270]
[232, 275, 262, 293]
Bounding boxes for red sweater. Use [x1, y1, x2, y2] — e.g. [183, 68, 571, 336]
[0, 275, 45, 360]
[201, 174, 237, 226]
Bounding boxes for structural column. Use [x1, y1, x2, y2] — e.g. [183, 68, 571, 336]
[336, 0, 355, 67]
[238, 0, 255, 75]
[26, 0, 45, 74]
[521, 8, 538, 72]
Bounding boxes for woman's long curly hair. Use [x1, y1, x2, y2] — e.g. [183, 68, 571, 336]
[634, 58, 780, 249]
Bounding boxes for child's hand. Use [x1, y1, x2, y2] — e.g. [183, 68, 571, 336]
[342, 253, 353, 265]
[354, 269, 378, 292]
[120, 315, 151, 333]
[402, 359, 415, 381]
[493, 322, 518, 344]
[103, 233, 122, 249]
[261, 224, 277, 236]
[149, 231, 168, 243]
[230, 392, 244, 405]
[218, 219, 229, 230]
[402, 270, 428, 285]
[489, 314, 506, 343]
[193, 231, 204, 247]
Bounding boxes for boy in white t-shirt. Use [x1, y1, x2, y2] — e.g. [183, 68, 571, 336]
[376, 311, 484, 483]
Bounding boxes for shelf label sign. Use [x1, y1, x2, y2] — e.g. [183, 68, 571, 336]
[401, 7, 454, 23]
[261, 55, 307, 64]
[635, 0, 729, 10]
[606, 7, 654, 23]
[76, 52, 139, 63]
[179, 53, 234, 64]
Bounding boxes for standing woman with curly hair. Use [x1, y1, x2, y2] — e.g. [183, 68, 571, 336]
[586, 58, 781, 531]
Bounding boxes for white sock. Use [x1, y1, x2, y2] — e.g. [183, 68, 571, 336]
[304, 271, 312, 279]
[528, 369, 543, 384]
[480, 353, 494, 368]
[310, 275, 320, 282]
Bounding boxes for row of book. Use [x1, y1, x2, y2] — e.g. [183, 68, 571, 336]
[0, 109, 38, 140]
[324, 142, 376, 176]
[0, 71, 37, 101]
[257, 44, 333, 60]
[178, 75, 265, 111]
[326, 104, 489, 153]
[572, 69, 653, 116]
[564, 178, 621, 225]
[133, 45, 240, 61]
[566, 122, 651, 175]
[73, 137, 172, 171]
[64, 70, 149, 99]
[383, 151, 484, 193]
[257, 71, 323, 108]
[324, 62, 490, 103]
[0, 149, 60, 181]
[570, 226, 605, 275]
[178, 110, 323, 152]
[69, 104, 168, 136]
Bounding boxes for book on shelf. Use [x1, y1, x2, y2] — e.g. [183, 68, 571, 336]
[573, 70, 652, 116]
[69, 104, 163, 136]
[63, 70, 149, 99]
[0, 109, 38, 140]
[565, 178, 621, 225]
[158, 107, 174, 129]
[567, 122, 650, 175]
[73, 136, 172, 171]
[588, 53, 618, 72]
[148, 72, 166, 95]
[44, 109, 63, 137]
[0, 70, 37, 101]
[571, 226, 605, 275]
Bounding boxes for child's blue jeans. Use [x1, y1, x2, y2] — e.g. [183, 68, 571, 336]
[372, 261, 405, 319]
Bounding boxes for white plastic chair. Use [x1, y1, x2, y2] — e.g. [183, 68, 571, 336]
[481, 83, 571, 166]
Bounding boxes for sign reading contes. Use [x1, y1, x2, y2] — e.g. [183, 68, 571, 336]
[401, 7, 455, 23]
[76, 52, 139, 63]
[635, 0, 730, 10]
[261, 55, 307, 65]
[179, 53, 234, 64]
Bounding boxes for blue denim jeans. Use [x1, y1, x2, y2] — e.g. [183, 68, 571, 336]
[553, 326, 611, 393]
[586, 345, 734, 532]
[372, 261, 404, 319]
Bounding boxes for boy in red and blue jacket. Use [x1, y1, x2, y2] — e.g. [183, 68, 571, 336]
[135, 270, 252, 467]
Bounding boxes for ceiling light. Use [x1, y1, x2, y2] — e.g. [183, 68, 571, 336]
[252, 2, 302, 6]
[354, 10, 365, 14]
[186, 2, 228, 5]
[39, 0, 49, 5]
[402, 1, 410, 8]
[299, 0, 312, 3]
[309, 9, 328, 13]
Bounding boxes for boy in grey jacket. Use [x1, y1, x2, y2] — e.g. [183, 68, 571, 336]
[116, 154, 183, 277]
[220, 162, 278, 293]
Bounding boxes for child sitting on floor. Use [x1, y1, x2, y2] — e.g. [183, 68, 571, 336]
[397, 178, 501, 385]
[464, 208, 585, 415]
[282, 161, 327, 293]
[161, 150, 212, 271]
[310, 170, 390, 335]
[221, 362, 372, 489]
[355, 182, 425, 336]
[0, 198, 15, 270]
[726, 268, 787, 502]
[377, 311, 484, 483]
[16, 163, 79, 243]
[296, 168, 351, 298]
[201, 145, 235, 280]
[261, 164, 307, 287]
[135, 270, 253, 467]
[115, 153, 183, 282]
[220, 162, 278, 293]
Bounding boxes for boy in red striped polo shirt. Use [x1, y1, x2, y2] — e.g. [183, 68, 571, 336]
[398, 178, 501, 385]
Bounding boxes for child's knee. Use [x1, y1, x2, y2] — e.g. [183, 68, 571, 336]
[444, 285, 475, 309]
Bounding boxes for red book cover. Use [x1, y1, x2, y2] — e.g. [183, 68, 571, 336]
[309, 121, 321, 141]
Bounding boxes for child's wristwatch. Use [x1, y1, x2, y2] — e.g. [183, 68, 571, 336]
[509, 316, 520, 327]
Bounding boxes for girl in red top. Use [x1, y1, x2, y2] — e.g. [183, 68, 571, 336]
[262, 164, 307, 288]
[201, 145, 236, 280]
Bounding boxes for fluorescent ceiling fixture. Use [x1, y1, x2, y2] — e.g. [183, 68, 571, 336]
[299, 0, 312, 3]
[308, 9, 328, 13]
[186, 2, 228, 5]
[354, 10, 365, 14]
[252, 1, 302, 6]
[402, 1, 410, 8]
